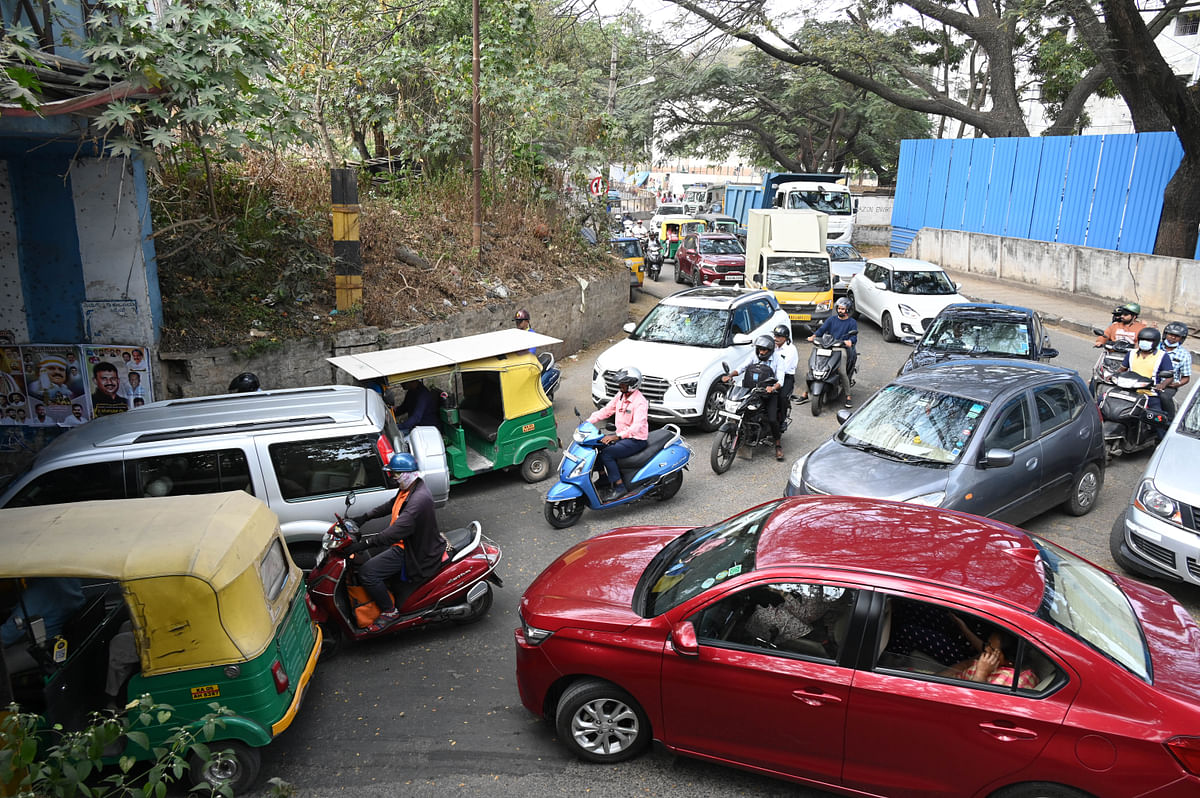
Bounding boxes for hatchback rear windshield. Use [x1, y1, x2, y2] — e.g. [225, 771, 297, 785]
[1032, 536, 1150, 681]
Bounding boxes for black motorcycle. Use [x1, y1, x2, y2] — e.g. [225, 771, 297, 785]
[710, 365, 788, 474]
[1090, 327, 1134, 399]
[1099, 372, 1169, 458]
[806, 334, 856, 417]
[644, 237, 663, 281]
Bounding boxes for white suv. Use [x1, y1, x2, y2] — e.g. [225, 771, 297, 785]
[591, 287, 791, 430]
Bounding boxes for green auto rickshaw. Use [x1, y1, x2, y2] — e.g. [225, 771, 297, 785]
[329, 328, 562, 486]
[658, 215, 708, 261]
[0, 491, 321, 794]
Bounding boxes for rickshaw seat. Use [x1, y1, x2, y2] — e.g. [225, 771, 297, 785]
[458, 408, 500, 443]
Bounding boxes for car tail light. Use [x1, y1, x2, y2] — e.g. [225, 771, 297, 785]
[376, 433, 395, 465]
[271, 660, 290, 693]
[1167, 736, 1200, 775]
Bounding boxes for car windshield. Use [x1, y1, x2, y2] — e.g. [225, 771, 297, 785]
[1032, 536, 1150, 681]
[611, 241, 641, 258]
[766, 256, 831, 292]
[837, 384, 986, 465]
[785, 190, 852, 215]
[632, 304, 731, 347]
[921, 317, 1031, 357]
[1179, 388, 1200, 438]
[827, 244, 862, 262]
[639, 501, 780, 616]
[713, 221, 738, 233]
[699, 238, 744, 255]
[658, 205, 684, 215]
[891, 270, 957, 295]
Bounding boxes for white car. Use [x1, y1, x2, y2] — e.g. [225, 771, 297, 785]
[845, 257, 967, 342]
[591, 287, 791, 430]
[827, 243, 866, 297]
[649, 203, 686, 230]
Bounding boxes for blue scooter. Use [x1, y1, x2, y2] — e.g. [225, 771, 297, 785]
[543, 412, 691, 528]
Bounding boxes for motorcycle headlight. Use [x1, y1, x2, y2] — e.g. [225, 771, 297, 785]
[905, 491, 945, 507]
[1134, 479, 1181, 523]
[789, 454, 808, 486]
[572, 427, 590, 444]
[899, 304, 920, 319]
[724, 397, 740, 411]
[676, 373, 700, 397]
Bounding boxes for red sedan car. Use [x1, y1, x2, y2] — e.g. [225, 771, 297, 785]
[674, 232, 745, 287]
[515, 496, 1200, 798]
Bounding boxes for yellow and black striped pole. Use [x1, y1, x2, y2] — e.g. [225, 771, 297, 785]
[331, 168, 362, 311]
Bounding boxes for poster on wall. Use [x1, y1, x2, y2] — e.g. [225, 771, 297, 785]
[0, 344, 152, 427]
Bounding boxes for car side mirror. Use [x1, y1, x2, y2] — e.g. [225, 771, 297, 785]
[1042, 347, 1059, 359]
[981, 448, 1014, 468]
[671, 621, 699, 657]
[835, 409, 852, 424]
[732, 333, 753, 345]
[622, 322, 635, 334]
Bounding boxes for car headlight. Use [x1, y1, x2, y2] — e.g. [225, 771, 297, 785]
[906, 491, 945, 507]
[519, 612, 553, 645]
[1134, 479, 1181, 523]
[789, 453, 809, 485]
[815, 300, 831, 312]
[899, 304, 919, 319]
[676, 373, 700, 397]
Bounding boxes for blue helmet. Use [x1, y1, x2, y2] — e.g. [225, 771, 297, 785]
[382, 453, 418, 473]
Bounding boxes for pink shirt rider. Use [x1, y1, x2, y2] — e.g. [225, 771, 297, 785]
[588, 390, 649, 441]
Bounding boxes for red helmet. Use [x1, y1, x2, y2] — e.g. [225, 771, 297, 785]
[514, 309, 531, 322]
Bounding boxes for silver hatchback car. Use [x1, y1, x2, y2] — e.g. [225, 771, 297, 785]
[1111, 379, 1200, 585]
[785, 360, 1106, 525]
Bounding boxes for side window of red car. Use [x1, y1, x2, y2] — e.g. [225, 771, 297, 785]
[876, 597, 1061, 694]
[689, 582, 858, 662]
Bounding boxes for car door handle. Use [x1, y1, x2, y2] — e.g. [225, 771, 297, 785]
[978, 721, 1038, 742]
[792, 688, 843, 707]
[1024, 457, 1038, 471]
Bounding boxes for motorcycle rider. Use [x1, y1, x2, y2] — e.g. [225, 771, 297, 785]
[722, 336, 784, 460]
[344, 453, 444, 632]
[1095, 302, 1145, 347]
[1117, 327, 1175, 441]
[1159, 321, 1192, 417]
[798, 298, 858, 407]
[771, 324, 798, 430]
[632, 218, 648, 241]
[587, 367, 649, 502]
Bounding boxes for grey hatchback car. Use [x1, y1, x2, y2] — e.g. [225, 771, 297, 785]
[785, 360, 1105, 525]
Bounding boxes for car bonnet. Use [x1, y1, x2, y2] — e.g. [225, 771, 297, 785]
[803, 438, 951, 502]
[1113, 574, 1200, 702]
[596, 338, 742, 380]
[1147, 426, 1200, 510]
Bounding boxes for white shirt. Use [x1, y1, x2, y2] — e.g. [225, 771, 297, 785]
[772, 342, 799, 379]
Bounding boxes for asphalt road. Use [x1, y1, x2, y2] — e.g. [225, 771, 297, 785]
[259, 268, 1200, 796]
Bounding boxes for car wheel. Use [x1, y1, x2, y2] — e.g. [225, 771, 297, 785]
[673, 261, 684, 284]
[656, 469, 683, 500]
[699, 382, 726, 432]
[691, 267, 700, 288]
[554, 679, 651, 764]
[630, 285, 636, 303]
[710, 429, 738, 474]
[519, 450, 553, 483]
[452, 581, 493, 625]
[881, 311, 898, 343]
[188, 740, 261, 794]
[990, 782, 1093, 798]
[1062, 462, 1102, 516]
[544, 498, 585, 529]
[844, 292, 859, 319]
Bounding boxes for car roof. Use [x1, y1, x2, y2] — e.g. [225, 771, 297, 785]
[892, 359, 1076, 401]
[662, 286, 770, 308]
[868, 257, 946, 273]
[935, 302, 1035, 320]
[694, 232, 737, 239]
[758, 496, 1046, 613]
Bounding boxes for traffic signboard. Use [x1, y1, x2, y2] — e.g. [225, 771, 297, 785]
[588, 176, 605, 196]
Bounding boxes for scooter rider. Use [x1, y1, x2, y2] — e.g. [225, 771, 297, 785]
[771, 324, 798, 428]
[588, 367, 649, 502]
[1117, 327, 1175, 440]
[632, 218, 648, 241]
[1095, 302, 1145, 347]
[1159, 321, 1192, 417]
[722, 336, 784, 460]
[344, 453, 444, 632]
[799, 298, 858, 407]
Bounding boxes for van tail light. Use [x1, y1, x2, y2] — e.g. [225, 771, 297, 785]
[1166, 736, 1200, 775]
[376, 433, 395, 464]
[271, 660, 290, 693]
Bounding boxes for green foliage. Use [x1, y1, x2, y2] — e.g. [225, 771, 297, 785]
[0, 25, 45, 110]
[1033, 28, 1118, 131]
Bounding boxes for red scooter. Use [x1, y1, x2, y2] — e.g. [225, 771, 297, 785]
[305, 494, 502, 652]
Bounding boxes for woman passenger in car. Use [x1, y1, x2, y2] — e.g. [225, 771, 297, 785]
[941, 630, 1037, 689]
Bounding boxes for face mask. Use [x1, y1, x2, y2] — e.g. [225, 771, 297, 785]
[1138, 340, 1154, 352]
[1164, 340, 1179, 349]
[394, 471, 420, 490]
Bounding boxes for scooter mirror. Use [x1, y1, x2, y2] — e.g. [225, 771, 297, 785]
[345, 490, 356, 508]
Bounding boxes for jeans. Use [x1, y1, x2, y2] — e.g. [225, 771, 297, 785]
[776, 375, 794, 429]
[359, 546, 408, 612]
[599, 437, 647, 487]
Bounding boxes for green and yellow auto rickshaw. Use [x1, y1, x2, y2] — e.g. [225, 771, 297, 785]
[658, 215, 708, 261]
[0, 492, 320, 794]
[329, 328, 561, 487]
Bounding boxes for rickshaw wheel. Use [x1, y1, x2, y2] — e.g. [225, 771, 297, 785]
[319, 621, 343, 659]
[189, 740, 261, 794]
[520, 450, 553, 483]
[545, 499, 584, 529]
[453, 582, 494, 625]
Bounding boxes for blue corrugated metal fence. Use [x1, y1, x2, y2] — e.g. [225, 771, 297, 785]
[889, 133, 1191, 257]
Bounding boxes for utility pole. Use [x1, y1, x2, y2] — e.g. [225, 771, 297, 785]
[330, 168, 362, 311]
[471, 0, 482, 258]
[606, 39, 618, 115]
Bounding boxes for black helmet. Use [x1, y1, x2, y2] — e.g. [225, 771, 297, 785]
[229, 372, 260, 393]
[754, 334, 775, 361]
[772, 324, 790, 341]
[614, 367, 642, 390]
[1163, 321, 1189, 341]
[1137, 327, 1161, 347]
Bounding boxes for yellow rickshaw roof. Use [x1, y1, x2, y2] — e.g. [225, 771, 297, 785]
[327, 328, 561, 382]
[0, 491, 279, 588]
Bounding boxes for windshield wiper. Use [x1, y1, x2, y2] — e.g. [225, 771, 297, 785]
[845, 440, 947, 466]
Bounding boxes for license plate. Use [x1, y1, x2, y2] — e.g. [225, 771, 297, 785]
[720, 410, 740, 420]
[791, 314, 811, 321]
[817, 348, 833, 356]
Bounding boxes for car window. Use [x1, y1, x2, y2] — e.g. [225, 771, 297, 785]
[269, 434, 387, 501]
[130, 449, 253, 498]
[921, 317, 1031, 357]
[700, 238, 744, 255]
[1033, 383, 1083, 434]
[891, 270, 956, 296]
[764, 256, 831, 292]
[731, 307, 751, 335]
[862, 263, 877, 282]
[827, 244, 862, 261]
[983, 395, 1033, 451]
[746, 300, 774, 330]
[5, 461, 126, 507]
[691, 582, 858, 661]
[876, 596, 1061, 694]
[683, 235, 697, 251]
[1181, 386, 1200, 437]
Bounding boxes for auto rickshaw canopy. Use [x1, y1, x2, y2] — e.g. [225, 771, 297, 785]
[0, 491, 299, 676]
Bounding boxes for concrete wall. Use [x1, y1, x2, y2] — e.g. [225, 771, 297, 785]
[851, 193, 894, 248]
[907, 228, 1200, 320]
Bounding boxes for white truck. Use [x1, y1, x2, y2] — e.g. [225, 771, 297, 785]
[744, 208, 836, 329]
[772, 179, 856, 243]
